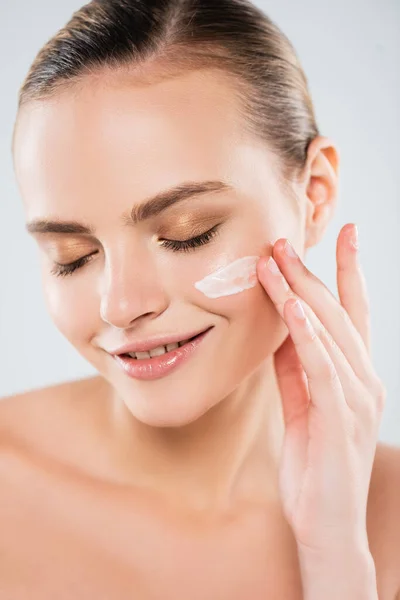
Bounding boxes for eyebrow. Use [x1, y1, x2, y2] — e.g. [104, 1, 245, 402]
[25, 180, 232, 236]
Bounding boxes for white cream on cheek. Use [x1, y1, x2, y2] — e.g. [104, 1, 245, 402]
[194, 256, 261, 299]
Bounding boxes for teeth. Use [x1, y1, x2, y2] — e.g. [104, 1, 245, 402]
[126, 338, 192, 360]
[150, 346, 167, 358]
[166, 342, 179, 352]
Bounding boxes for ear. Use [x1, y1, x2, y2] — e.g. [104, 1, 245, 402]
[299, 136, 340, 249]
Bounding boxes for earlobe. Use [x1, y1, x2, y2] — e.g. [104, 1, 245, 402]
[305, 204, 333, 249]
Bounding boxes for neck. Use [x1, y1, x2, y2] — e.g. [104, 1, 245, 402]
[105, 359, 285, 511]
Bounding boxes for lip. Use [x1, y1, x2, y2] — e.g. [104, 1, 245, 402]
[113, 327, 212, 381]
[109, 326, 212, 356]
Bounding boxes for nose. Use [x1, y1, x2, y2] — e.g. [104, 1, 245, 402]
[99, 248, 169, 330]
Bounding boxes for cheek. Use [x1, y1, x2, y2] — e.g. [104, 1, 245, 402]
[156, 250, 236, 304]
[236, 286, 289, 371]
[225, 281, 281, 336]
[244, 285, 288, 357]
[194, 255, 259, 299]
[42, 276, 98, 345]
[200, 278, 287, 369]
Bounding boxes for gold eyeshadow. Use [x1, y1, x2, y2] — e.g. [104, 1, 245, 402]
[36, 205, 229, 263]
[156, 210, 228, 240]
[39, 238, 97, 263]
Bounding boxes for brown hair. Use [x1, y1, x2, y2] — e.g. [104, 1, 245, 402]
[14, 0, 320, 186]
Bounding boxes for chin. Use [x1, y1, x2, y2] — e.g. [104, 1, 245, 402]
[122, 390, 219, 429]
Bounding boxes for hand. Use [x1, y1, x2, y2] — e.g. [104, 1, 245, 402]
[256, 224, 385, 591]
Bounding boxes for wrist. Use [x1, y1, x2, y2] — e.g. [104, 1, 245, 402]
[298, 544, 378, 600]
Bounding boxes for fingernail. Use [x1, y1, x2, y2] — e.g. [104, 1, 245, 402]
[350, 225, 359, 250]
[292, 299, 306, 319]
[284, 240, 298, 259]
[267, 257, 281, 274]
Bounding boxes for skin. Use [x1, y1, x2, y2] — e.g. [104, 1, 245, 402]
[1, 66, 399, 599]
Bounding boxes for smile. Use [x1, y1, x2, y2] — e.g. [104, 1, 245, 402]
[122, 335, 198, 360]
[113, 327, 213, 381]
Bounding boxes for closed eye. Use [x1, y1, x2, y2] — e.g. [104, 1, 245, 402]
[50, 225, 221, 278]
[158, 224, 220, 253]
[50, 251, 98, 278]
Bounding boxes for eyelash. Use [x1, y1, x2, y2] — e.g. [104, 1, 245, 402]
[50, 225, 221, 278]
[159, 224, 220, 253]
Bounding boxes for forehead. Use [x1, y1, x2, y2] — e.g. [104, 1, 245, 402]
[15, 68, 243, 170]
[13, 68, 280, 224]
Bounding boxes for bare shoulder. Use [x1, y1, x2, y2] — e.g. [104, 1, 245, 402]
[368, 441, 400, 597]
[0, 375, 107, 456]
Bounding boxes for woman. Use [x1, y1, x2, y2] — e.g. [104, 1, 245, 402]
[2, 0, 399, 598]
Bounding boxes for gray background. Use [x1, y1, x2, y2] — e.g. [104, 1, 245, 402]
[0, 1, 399, 443]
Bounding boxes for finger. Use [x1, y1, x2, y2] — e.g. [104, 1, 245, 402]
[284, 295, 346, 418]
[273, 333, 310, 426]
[258, 257, 349, 416]
[336, 224, 371, 355]
[270, 232, 376, 390]
[258, 255, 367, 413]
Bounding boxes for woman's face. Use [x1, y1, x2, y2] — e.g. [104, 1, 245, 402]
[13, 67, 305, 427]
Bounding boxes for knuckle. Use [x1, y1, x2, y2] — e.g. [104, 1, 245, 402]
[348, 379, 386, 425]
[369, 376, 386, 402]
[279, 293, 297, 313]
[360, 385, 386, 425]
[309, 357, 338, 385]
[362, 398, 379, 427]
